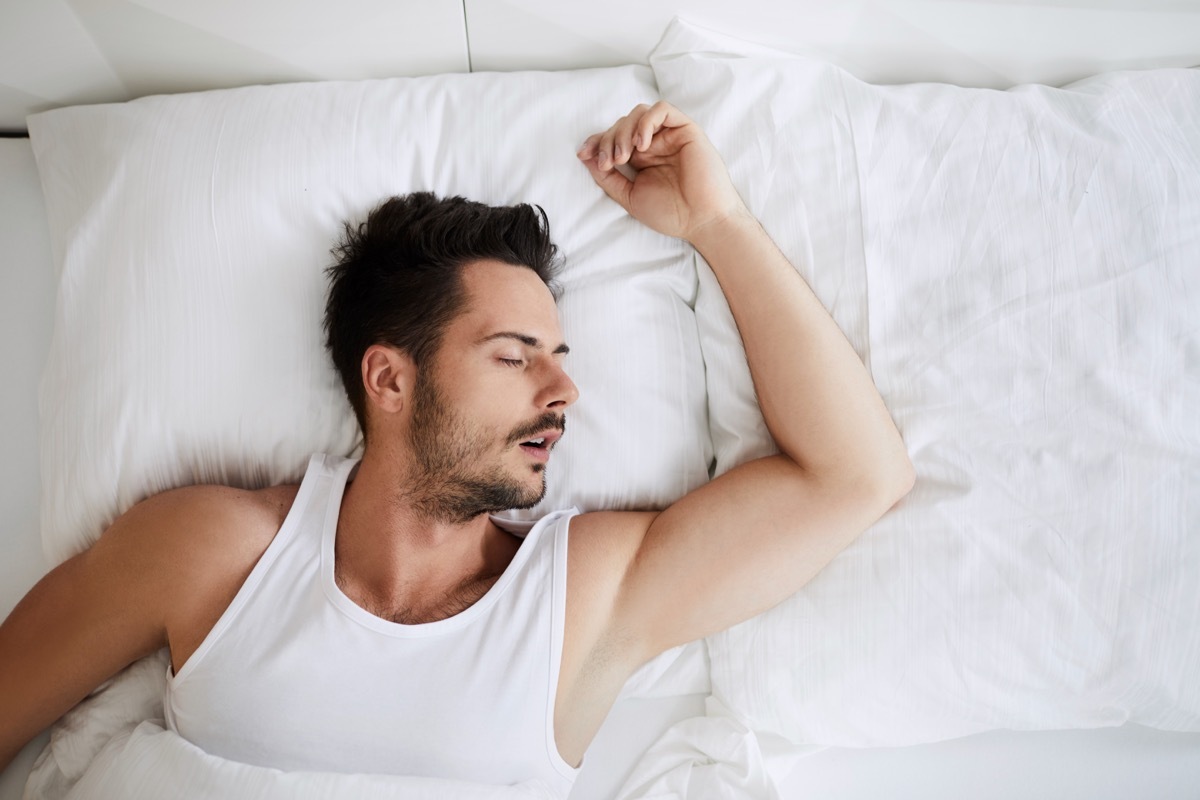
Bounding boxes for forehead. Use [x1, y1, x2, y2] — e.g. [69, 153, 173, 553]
[452, 259, 562, 340]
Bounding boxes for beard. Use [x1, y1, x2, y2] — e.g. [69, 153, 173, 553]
[405, 367, 562, 525]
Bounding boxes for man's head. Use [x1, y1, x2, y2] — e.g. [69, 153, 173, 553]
[323, 192, 577, 521]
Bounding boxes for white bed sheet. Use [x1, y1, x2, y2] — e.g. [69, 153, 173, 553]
[3, 131, 1200, 799]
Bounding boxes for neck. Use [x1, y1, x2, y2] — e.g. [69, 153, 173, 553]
[334, 444, 517, 605]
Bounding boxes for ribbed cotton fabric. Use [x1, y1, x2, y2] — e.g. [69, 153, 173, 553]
[164, 453, 581, 795]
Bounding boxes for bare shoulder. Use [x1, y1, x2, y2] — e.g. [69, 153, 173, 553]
[120, 481, 299, 562]
[111, 481, 302, 673]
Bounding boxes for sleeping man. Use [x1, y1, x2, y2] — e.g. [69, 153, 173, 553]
[0, 101, 913, 793]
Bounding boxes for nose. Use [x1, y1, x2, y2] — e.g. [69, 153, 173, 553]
[542, 362, 579, 410]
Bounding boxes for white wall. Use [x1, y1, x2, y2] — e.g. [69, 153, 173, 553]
[0, 0, 469, 132]
[466, 0, 1200, 87]
[3, 0, 1200, 132]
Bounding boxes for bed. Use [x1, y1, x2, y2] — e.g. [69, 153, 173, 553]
[3, 3, 1200, 799]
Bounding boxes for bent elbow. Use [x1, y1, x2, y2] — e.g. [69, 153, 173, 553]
[878, 457, 916, 506]
[845, 457, 914, 511]
[804, 452, 915, 511]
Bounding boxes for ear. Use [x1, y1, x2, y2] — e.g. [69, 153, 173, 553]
[361, 344, 415, 421]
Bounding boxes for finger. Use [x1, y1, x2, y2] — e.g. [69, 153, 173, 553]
[648, 100, 694, 130]
[581, 152, 633, 212]
[575, 134, 600, 159]
[612, 104, 650, 165]
[597, 126, 619, 171]
[633, 112, 656, 152]
[636, 100, 694, 149]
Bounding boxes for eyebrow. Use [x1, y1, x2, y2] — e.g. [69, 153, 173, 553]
[478, 331, 570, 355]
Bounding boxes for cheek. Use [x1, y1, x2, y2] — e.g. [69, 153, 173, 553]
[461, 378, 522, 433]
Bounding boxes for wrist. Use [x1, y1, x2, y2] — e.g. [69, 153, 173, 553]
[686, 202, 757, 253]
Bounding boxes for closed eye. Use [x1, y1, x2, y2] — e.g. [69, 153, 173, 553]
[499, 358, 525, 367]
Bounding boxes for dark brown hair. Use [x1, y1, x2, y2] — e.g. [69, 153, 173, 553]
[323, 192, 562, 444]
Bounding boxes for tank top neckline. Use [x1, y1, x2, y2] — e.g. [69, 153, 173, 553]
[318, 454, 549, 638]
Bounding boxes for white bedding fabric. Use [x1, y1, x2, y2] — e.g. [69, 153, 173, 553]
[653, 18, 1200, 749]
[614, 697, 822, 800]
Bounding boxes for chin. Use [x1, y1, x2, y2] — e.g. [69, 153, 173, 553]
[514, 473, 548, 510]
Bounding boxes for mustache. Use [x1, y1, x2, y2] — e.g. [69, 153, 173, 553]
[508, 412, 566, 445]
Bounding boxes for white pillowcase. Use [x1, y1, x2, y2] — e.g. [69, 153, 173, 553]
[28, 65, 712, 564]
[654, 18, 1200, 746]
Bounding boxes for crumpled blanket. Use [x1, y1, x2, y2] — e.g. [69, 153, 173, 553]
[614, 697, 826, 800]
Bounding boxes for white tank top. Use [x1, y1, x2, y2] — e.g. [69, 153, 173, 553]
[163, 453, 582, 795]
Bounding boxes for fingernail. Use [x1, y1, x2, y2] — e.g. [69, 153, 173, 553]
[633, 134, 642, 148]
[597, 150, 607, 166]
[614, 144, 623, 159]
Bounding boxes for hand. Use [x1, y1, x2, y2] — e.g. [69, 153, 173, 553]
[577, 101, 748, 242]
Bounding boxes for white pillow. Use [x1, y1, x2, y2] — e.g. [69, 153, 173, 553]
[28, 66, 712, 564]
[653, 18, 1200, 746]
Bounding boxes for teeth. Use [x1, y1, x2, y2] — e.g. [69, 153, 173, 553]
[531, 438, 545, 445]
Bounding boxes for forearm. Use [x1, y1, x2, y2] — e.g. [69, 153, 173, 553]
[689, 207, 913, 492]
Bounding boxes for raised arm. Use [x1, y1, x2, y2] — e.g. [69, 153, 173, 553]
[575, 102, 914, 659]
[687, 205, 913, 489]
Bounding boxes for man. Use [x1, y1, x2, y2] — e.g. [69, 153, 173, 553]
[0, 102, 913, 791]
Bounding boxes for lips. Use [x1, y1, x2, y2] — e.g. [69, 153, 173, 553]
[516, 428, 562, 463]
[519, 429, 562, 449]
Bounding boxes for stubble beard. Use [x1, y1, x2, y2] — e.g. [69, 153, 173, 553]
[405, 368, 550, 525]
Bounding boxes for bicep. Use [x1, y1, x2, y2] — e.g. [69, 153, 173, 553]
[614, 455, 906, 661]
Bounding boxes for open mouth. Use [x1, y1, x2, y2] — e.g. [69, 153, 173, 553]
[518, 440, 550, 463]
[517, 429, 560, 461]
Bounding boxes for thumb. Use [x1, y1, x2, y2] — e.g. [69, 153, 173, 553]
[581, 155, 633, 213]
